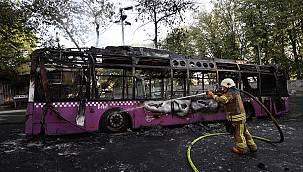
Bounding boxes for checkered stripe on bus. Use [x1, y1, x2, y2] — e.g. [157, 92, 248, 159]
[87, 101, 139, 107]
[34, 101, 139, 108]
[34, 102, 79, 108]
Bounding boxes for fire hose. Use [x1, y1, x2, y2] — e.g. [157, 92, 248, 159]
[187, 89, 284, 172]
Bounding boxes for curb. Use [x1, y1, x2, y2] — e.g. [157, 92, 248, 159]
[0, 109, 26, 115]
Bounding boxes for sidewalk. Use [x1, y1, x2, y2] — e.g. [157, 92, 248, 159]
[0, 108, 26, 124]
[0, 109, 26, 115]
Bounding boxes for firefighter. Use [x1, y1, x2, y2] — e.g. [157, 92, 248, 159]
[207, 78, 257, 154]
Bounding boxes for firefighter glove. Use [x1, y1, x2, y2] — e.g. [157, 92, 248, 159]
[207, 90, 214, 97]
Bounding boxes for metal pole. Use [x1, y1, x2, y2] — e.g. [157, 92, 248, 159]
[120, 8, 125, 45]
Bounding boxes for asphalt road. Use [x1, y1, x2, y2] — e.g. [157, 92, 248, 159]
[0, 97, 302, 172]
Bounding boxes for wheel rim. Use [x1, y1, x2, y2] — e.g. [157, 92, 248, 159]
[108, 112, 124, 129]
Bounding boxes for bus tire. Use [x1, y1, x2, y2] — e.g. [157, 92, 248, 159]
[100, 108, 130, 133]
[244, 103, 255, 120]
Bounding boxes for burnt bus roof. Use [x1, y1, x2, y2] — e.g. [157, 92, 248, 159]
[31, 46, 284, 73]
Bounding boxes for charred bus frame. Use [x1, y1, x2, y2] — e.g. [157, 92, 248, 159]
[26, 46, 288, 135]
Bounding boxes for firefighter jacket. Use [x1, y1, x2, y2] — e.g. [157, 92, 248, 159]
[212, 88, 246, 121]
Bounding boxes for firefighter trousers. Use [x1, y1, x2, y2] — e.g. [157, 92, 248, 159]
[232, 120, 257, 150]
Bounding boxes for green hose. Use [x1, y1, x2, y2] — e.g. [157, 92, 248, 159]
[187, 89, 285, 172]
[187, 133, 275, 172]
[187, 133, 230, 172]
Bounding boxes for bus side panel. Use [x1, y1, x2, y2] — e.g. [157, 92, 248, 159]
[26, 103, 44, 135]
[25, 102, 96, 135]
[284, 97, 289, 113]
[251, 100, 263, 117]
[25, 102, 40, 135]
[133, 101, 175, 128]
[253, 97, 273, 117]
[84, 103, 106, 131]
[133, 108, 168, 128]
[251, 97, 289, 117]
[193, 111, 226, 122]
[164, 112, 226, 126]
[132, 100, 227, 128]
[46, 122, 86, 135]
[44, 103, 86, 135]
[273, 97, 289, 115]
[84, 101, 140, 131]
[45, 103, 78, 123]
[133, 108, 227, 129]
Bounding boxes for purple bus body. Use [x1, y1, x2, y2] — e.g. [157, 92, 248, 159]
[25, 97, 289, 135]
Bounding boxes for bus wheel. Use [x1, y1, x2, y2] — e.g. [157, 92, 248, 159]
[101, 109, 129, 133]
[244, 103, 255, 120]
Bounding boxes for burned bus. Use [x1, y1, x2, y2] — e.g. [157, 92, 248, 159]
[25, 46, 289, 135]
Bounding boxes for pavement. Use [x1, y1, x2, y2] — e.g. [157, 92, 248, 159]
[0, 109, 26, 124]
[0, 109, 26, 114]
[0, 114, 302, 171]
[0, 96, 302, 171]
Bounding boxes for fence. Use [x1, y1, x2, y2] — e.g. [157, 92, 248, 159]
[288, 80, 303, 95]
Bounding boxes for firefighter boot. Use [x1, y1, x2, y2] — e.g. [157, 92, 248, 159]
[231, 146, 248, 155]
[248, 144, 257, 152]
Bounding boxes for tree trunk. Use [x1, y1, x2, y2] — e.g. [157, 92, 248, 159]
[288, 27, 301, 79]
[153, 9, 158, 49]
[60, 24, 80, 49]
[64, 28, 80, 49]
[96, 23, 100, 47]
[254, 45, 261, 65]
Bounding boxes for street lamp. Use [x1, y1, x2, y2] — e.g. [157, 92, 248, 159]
[114, 6, 133, 45]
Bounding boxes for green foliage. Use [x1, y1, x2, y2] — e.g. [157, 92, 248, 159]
[160, 28, 195, 56]
[162, 0, 242, 60]
[0, 0, 36, 72]
[236, 0, 303, 78]
[135, 0, 196, 48]
[162, 0, 303, 79]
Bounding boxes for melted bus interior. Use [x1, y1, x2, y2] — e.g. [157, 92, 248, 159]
[32, 46, 288, 114]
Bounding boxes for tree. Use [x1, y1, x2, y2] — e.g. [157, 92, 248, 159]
[82, 0, 115, 47]
[236, 0, 303, 78]
[0, 0, 36, 71]
[30, 0, 115, 49]
[135, 0, 196, 48]
[29, 0, 82, 48]
[187, 0, 241, 60]
[160, 27, 195, 56]
[162, 0, 303, 79]
[283, 0, 303, 79]
[194, 11, 226, 58]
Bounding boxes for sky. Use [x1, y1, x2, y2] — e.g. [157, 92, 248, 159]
[58, 0, 213, 48]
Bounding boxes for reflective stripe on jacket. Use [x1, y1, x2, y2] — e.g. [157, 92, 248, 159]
[227, 113, 246, 121]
